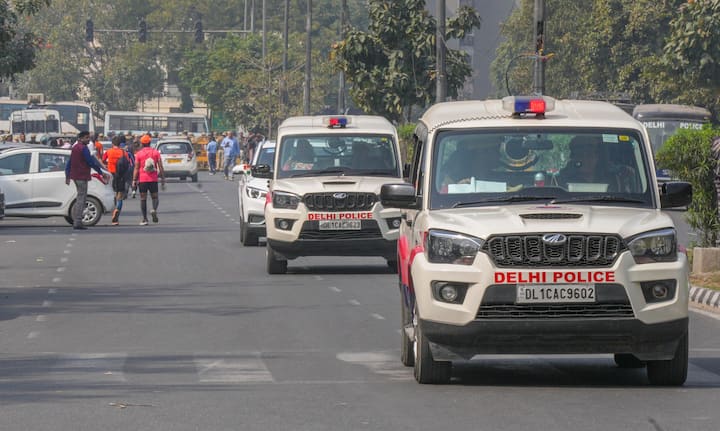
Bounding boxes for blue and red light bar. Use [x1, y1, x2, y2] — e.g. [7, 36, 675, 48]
[324, 116, 349, 128]
[502, 96, 555, 117]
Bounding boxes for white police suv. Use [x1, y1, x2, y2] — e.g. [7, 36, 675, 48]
[380, 96, 693, 385]
[263, 115, 404, 274]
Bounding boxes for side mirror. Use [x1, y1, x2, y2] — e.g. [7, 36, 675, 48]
[380, 183, 419, 209]
[660, 181, 692, 209]
[251, 163, 272, 179]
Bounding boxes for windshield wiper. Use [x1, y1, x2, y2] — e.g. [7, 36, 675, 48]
[352, 170, 396, 176]
[452, 195, 557, 208]
[551, 195, 647, 204]
[291, 168, 349, 178]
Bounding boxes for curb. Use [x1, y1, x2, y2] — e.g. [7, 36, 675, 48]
[690, 285, 720, 311]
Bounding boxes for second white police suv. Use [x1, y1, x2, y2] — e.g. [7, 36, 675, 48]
[262, 115, 404, 274]
[380, 96, 693, 385]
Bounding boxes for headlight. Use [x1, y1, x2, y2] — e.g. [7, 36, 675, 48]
[426, 230, 484, 265]
[272, 191, 301, 209]
[246, 186, 267, 200]
[627, 228, 677, 263]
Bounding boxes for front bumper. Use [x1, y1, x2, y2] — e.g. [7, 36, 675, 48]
[421, 316, 688, 361]
[268, 236, 396, 260]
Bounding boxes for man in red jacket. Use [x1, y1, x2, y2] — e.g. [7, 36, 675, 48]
[64, 131, 110, 230]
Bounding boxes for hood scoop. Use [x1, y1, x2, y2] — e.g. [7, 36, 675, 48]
[520, 213, 582, 220]
[323, 181, 357, 185]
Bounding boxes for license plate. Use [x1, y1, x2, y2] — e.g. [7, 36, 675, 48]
[516, 284, 596, 304]
[318, 220, 361, 230]
[166, 159, 182, 164]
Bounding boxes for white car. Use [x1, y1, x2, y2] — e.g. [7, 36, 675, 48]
[380, 96, 693, 385]
[237, 140, 275, 246]
[155, 137, 199, 182]
[0, 146, 115, 226]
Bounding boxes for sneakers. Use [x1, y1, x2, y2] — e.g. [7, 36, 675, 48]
[131, 190, 136, 198]
[111, 209, 120, 225]
[73, 225, 87, 230]
[151, 210, 158, 223]
[224, 175, 229, 180]
[140, 219, 148, 226]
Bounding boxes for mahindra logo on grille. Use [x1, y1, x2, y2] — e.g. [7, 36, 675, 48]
[542, 233, 567, 245]
[333, 193, 347, 199]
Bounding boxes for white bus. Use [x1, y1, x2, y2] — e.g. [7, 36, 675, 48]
[10, 109, 62, 136]
[104, 111, 210, 136]
[0, 99, 95, 134]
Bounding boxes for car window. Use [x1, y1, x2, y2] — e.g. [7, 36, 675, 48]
[256, 146, 275, 166]
[158, 142, 191, 154]
[0, 153, 31, 175]
[39, 153, 69, 173]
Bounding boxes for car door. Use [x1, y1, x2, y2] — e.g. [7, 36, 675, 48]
[32, 151, 74, 215]
[0, 151, 34, 215]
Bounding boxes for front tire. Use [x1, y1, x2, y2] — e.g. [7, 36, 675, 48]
[647, 331, 688, 386]
[413, 305, 451, 384]
[70, 197, 102, 226]
[266, 243, 287, 274]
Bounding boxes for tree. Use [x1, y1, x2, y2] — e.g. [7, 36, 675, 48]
[657, 126, 720, 247]
[663, 0, 720, 115]
[331, 0, 480, 124]
[0, 0, 50, 79]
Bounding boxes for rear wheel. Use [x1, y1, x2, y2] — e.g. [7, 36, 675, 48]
[400, 294, 414, 367]
[647, 331, 688, 386]
[266, 243, 287, 274]
[413, 305, 451, 384]
[70, 197, 102, 226]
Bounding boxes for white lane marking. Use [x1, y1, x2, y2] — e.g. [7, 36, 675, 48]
[337, 351, 412, 381]
[60, 257, 68, 263]
[27, 332, 39, 339]
[371, 313, 385, 320]
[195, 353, 274, 383]
[329, 286, 341, 293]
[349, 299, 361, 306]
[56, 267, 66, 273]
[692, 348, 720, 352]
[55, 353, 127, 382]
[65, 243, 73, 248]
[42, 301, 52, 307]
[52, 277, 61, 283]
[63, 250, 71, 254]
[314, 276, 324, 281]
[48, 288, 57, 294]
[691, 308, 720, 321]
[36, 315, 47, 322]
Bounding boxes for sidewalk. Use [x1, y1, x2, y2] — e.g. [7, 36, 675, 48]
[690, 285, 720, 312]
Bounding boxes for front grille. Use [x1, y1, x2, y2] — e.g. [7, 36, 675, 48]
[303, 192, 377, 212]
[298, 220, 383, 240]
[483, 234, 624, 267]
[476, 304, 634, 319]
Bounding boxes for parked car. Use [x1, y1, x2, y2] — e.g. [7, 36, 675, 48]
[155, 136, 199, 182]
[237, 140, 275, 246]
[0, 146, 114, 226]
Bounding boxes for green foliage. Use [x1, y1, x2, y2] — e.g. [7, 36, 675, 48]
[0, 0, 50, 78]
[331, 0, 480, 124]
[656, 126, 720, 247]
[397, 122, 415, 163]
[490, 0, 719, 117]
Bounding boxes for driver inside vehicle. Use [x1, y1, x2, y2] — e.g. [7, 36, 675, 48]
[558, 135, 637, 192]
[282, 139, 314, 171]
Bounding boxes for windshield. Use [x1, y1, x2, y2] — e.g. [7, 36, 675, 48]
[276, 134, 399, 179]
[256, 145, 275, 166]
[157, 142, 191, 154]
[430, 128, 653, 210]
[642, 119, 705, 154]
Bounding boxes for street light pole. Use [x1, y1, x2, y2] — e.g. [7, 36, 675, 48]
[303, 0, 312, 115]
[532, 0, 546, 96]
[436, 0, 446, 103]
[337, 0, 347, 114]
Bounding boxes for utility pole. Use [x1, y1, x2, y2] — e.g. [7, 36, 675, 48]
[436, 0, 446, 103]
[532, 0, 546, 96]
[303, 0, 312, 115]
[337, 0, 347, 114]
[282, 0, 289, 111]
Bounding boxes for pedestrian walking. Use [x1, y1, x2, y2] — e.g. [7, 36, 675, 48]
[64, 131, 110, 230]
[132, 134, 165, 226]
[206, 134, 218, 175]
[221, 131, 238, 180]
[102, 136, 133, 225]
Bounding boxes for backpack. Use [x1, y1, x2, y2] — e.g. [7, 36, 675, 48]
[116, 151, 130, 177]
[144, 157, 156, 173]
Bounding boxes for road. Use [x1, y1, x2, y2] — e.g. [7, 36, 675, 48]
[1, 174, 719, 431]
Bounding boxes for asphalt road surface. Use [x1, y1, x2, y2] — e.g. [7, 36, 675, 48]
[1, 173, 719, 431]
